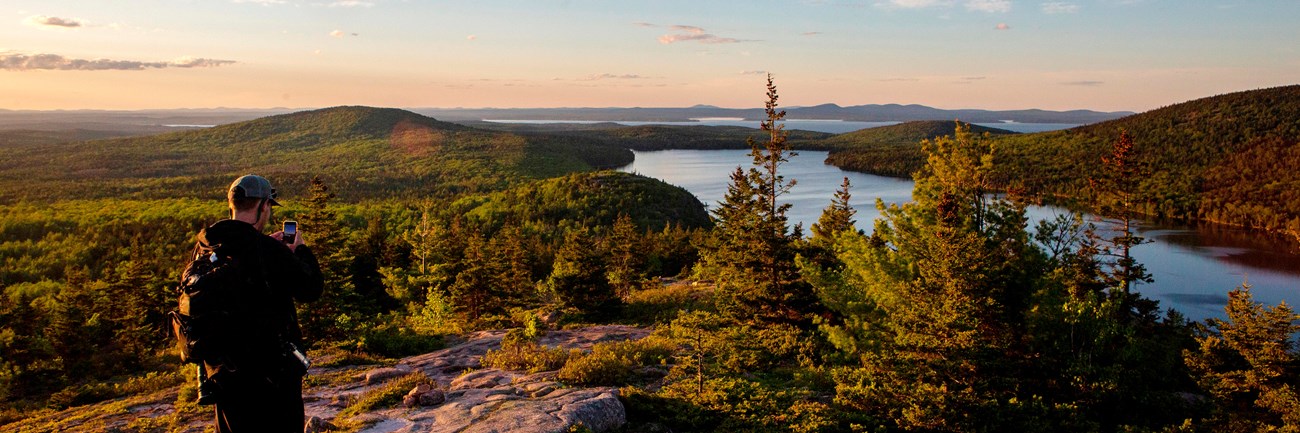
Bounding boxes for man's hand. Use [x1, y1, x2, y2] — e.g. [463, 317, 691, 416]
[271, 230, 306, 252]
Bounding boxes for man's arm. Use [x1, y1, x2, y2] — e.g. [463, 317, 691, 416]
[263, 236, 324, 302]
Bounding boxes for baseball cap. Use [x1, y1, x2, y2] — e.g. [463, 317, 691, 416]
[229, 174, 281, 206]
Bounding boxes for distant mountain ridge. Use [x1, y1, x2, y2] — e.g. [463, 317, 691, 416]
[411, 105, 1131, 124]
[0, 103, 1131, 131]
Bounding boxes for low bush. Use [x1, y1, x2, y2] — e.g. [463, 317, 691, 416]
[481, 329, 574, 373]
[336, 371, 432, 421]
[46, 370, 185, 410]
[557, 335, 675, 386]
[627, 376, 840, 433]
[621, 282, 716, 325]
[357, 324, 444, 359]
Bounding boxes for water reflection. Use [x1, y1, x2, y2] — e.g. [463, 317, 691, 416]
[619, 149, 1300, 322]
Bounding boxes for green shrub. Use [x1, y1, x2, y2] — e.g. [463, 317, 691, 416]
[557, 335, 674, 386]
[47, 383, 115, 410]
[337, 371, 432, 421]
[557, 349, 633, 386]
[357, 325, 444, 358]
[636, 376, 839, 433]
[481, 329, 574, 373]
[45, 370, 184, 410]
[621, 283, 715, 325]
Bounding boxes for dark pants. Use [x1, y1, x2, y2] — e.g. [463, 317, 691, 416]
[214, 373, 304, 433]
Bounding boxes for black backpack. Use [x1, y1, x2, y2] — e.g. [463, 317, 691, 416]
[168, 241, 247, 366]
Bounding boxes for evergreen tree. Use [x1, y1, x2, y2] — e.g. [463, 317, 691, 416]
[349, 214, 394, 311]
[450, 231, 491, 321]
[1090, 130, 1154, 309]
[605, 213, 644, 298]
[811, 177, 856, 244]
[545, 228, 618, 318]
[1185, 285, 1300, 432]
[807, 176, 857, 269]
[107, 256, 156, 369]
[806, 124, 1052, 431]
[488, 225, 537, 309]
[297, 175, 359, 342]
[698, 74, 813, 324]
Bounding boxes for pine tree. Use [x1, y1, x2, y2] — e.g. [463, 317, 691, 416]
[297, 175, 358, 341]
[545, 228, 617, 319]
[605, 213, 644, 298]
[1090, 130, 1154, 309]
[1185, 284, 1300, 432]
[811, 177, 856, 244]
[108, 256, 156, 368]
[450, 231, 490, 321]
[807, 177, 857, 269]
[698, 74, 812, 324]
[349, 214, 394, 310]
[807, 123, 1050, 431]
[488, 225, 537, 309]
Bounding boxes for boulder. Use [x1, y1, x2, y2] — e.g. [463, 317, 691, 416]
[364, 364, 414, 385]
[402, 384, 446, 408]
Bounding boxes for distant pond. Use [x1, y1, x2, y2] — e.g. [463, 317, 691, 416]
[618, 149, 1300, 322]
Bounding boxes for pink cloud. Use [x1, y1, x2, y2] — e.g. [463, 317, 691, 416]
[23, 15, 83, 28]
[0, 52, 234, 71]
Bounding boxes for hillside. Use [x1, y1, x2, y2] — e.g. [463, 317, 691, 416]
[453, 170, 711, 233]
[821, 121, 1018, 178]
[0, 106, 633, 203]
[994, 85, 1300, 239]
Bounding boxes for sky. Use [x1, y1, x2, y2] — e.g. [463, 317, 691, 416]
[1, 0, 1297, 112]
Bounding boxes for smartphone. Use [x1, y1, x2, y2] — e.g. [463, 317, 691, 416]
[282, 220, 297, 244]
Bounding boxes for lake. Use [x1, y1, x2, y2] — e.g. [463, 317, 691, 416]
[618, 149, 1300, 322]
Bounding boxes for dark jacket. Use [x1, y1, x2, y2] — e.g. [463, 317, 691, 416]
[197, 219, 323, 377]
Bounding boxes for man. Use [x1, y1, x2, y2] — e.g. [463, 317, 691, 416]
[198, 174, 324, 432]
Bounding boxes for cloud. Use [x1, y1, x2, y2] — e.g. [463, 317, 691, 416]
[659, 33, 740, 44]
[963, 76, 987, 80]
[802, 31, 823, 36]
[878, 0, 1009, 12]
[0, 52, 235, 71]
[880, 0, 950, 8]
[995, 23, 1011, 30]
[1061, 80, 1104, 86]
[741, 70, 768, 75]
[329, 30, 358, 37]
[1041, 2, 1080, 13]
[169, 57, 237, 68]
[632, 22, 657, 28]
[578, 73, 649, 81]
[328, 0, 374, 7]
[966, 0, 1011, 12]
[466, 35, 477, 41]
[655, 24, 743, 44]
[23, 15, 83, 28]
[232, 0, 287, 5]
[878, 77, 920, 82]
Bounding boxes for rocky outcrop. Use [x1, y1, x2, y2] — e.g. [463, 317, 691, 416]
[302, 325, 649, 433]
[7, 325, 649, 433]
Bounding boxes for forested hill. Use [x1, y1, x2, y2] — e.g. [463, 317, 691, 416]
[821, 120, 1018, 178]
[994, 84, 1300, 239]
[0, 106, 632, 203]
